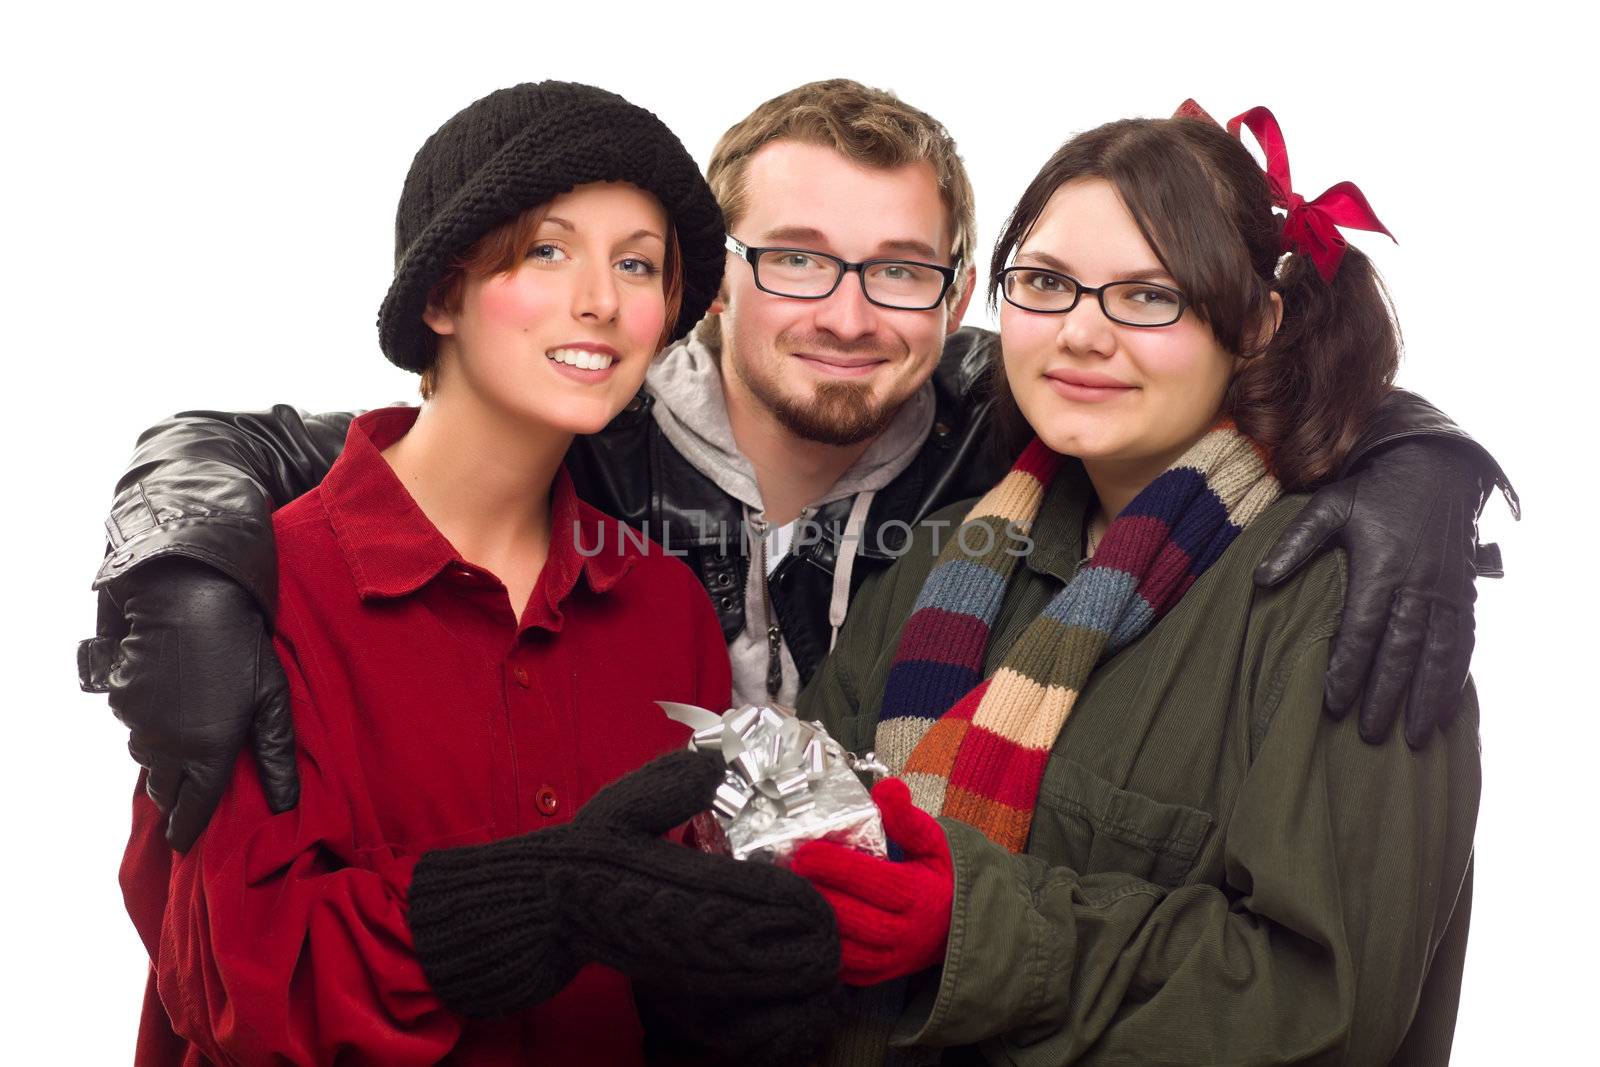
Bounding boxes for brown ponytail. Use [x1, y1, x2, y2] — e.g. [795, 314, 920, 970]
[1228, 245, 1399, 487]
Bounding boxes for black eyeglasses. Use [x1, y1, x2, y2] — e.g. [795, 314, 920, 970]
[998, 266, 1189, 327]
[727, 236, 957, 311]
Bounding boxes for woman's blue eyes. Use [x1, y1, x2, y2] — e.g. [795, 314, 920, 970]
[526, 244, 657, 276]
[616, 257, 659, 277]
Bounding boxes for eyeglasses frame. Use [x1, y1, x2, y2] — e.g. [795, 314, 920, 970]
[997, 265, 1190, 328]
[726, 235, 959, 311]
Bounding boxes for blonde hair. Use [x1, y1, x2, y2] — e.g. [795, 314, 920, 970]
[707, 79, 975, 299]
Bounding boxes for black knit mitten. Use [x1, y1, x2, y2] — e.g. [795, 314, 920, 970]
[407, 749, 841, 1020]
[636, 981, 844, 1066]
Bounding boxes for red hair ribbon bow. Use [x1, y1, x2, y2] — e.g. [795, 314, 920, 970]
[1174, 100, 1396, 282]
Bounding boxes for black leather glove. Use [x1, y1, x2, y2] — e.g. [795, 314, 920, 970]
[409, 749, 843, 1036]
[1256, 439, 1483, 747]
[79, 556, 299, 849]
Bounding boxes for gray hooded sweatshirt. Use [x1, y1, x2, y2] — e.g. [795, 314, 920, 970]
[646, 334, 934, 707]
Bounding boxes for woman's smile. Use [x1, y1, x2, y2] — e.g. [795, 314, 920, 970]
[546, 342, 621, 382]
[1042, 366, 1137, 403]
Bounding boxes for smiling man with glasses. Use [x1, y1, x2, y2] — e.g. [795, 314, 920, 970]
[82, 80, 1509, 872]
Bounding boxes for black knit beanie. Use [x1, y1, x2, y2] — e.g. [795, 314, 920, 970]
[377, 81, 725, 372]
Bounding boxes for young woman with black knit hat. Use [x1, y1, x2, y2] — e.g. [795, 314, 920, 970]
[119, 82, 838, 1066]
[793, 104, 1480, 1064]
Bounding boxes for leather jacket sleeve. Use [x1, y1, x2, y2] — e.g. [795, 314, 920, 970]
[94, 406, 356, 612]
[1340, 389, 1518, 576]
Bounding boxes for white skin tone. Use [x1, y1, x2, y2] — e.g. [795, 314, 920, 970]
[712, 140, 976, 525]
[999, 178, 1279, 536]
[384, 181, 670, 616]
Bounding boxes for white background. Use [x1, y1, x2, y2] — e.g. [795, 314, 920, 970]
[5, 1, 1593, 1061]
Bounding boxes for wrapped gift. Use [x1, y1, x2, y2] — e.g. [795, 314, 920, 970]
[659, 702, 889, 865]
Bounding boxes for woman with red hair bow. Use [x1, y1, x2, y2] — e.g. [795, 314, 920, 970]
[796, 106, 1480, 1065]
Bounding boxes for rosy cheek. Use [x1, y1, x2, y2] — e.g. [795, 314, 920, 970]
[618, 292, 668, 351]
[999, 304, 1057, 365]
[1125, 325, 1220, 382]
[474, 271, 559, 329]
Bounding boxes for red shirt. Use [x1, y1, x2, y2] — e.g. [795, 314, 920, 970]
[122, 407, 732, 1066]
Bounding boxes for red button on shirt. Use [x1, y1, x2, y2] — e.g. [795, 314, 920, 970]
[536, 786, 560, 816]
[122, 406, 732, 1067]
[512, 665, 531, 687]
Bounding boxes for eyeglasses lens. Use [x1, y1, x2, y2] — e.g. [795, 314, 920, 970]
[1003, 270, 1181, 326]
[756, 250, 946, 309]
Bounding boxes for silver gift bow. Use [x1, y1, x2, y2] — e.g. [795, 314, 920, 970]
[657, 702, 888, 822]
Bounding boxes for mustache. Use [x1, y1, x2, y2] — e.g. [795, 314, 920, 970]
[778, 330, 908, 362]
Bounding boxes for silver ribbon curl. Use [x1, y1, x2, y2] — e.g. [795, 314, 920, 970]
[657, 701, 889, 863]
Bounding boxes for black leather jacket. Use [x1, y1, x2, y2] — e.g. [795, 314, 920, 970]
[89, 327, 1513, 691]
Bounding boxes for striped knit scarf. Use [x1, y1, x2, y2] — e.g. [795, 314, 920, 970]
[875, 422, 1281, 853]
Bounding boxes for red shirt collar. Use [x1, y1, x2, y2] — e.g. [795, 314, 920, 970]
[320, 408, 634, 629]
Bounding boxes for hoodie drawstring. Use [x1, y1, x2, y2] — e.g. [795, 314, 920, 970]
[829, 490, 876, 653]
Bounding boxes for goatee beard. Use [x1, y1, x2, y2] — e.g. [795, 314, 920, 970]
[768, 380, 900, 446]
[745, 331, 910, 446]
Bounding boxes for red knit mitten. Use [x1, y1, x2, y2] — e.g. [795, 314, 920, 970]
[791, 777, 953, 986]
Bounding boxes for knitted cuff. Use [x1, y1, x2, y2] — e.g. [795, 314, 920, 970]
[407, 830, 576, 1019]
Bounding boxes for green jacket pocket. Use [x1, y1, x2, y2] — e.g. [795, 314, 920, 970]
[1032, 757, 1214, 889]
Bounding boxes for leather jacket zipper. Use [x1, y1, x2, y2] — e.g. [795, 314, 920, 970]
[749, 511, 782, 700]
[750, 506, 811, 702]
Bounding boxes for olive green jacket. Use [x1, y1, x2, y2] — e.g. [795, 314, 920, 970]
[799, 460, 1481, 1066]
